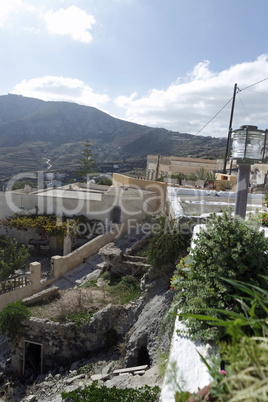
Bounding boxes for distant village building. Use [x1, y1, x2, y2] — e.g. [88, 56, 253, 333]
[146, 155, 224, 181]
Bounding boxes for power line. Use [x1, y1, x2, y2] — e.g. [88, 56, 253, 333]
[194, 97, 233, 136]
[237, 92, 251, 124]
[239, 77, 268, 93]
[194, 77, 268, 136]
[243, 89, 268, 96]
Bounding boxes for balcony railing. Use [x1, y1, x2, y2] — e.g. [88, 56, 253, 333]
[0, 273, 30, 294]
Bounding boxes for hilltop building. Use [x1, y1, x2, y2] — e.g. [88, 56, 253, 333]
[146, 155, 223, 181]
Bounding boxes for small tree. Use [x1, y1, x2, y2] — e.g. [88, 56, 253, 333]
[195, 167, 207, 181]
[77, 140, 97, 182]
[0, 236, 29, 281]
[0, 300, 31, 342]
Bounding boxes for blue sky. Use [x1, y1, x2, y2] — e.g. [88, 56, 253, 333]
[1, 0, 268, 138]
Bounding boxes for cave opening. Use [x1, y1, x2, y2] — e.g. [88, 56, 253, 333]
[23, 341, 43, 377]
[136, 345, 150, 366]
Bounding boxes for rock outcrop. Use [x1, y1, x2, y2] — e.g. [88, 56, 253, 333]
[99, 242, 150, 277]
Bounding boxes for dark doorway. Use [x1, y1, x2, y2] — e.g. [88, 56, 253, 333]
[23, 341, 43, 376]
[137, 345, 150, 366]
[110, 206, 121, 224]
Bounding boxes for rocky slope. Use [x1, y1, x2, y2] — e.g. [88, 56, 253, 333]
[0, 236, 176, 401]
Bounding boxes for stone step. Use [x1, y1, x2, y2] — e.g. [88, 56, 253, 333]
[113, 365, 148, 375]
[134, 370, 146, 375]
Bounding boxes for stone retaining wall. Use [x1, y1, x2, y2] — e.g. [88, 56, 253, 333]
[8, 301, 142, 376]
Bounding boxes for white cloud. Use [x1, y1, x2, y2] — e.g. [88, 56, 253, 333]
[0, 0, 33, 27]
[11, 76, 109, 108]
[44, 6, 95, 43]
[115, 55, 268, 137]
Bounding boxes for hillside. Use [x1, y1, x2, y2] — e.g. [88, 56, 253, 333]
[0, 94, 227, 177]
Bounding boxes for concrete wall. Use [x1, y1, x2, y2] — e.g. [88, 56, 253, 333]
[0, 262, 42, 311]
[51, 217, 141, 279]
[146, 155, 224, 180]
[0, 191, 37, 220]
[112, 173, 167, 214]
[0, 217, 142, 310]
[0, 226, 58, 249]
[0, 179, 157, 225]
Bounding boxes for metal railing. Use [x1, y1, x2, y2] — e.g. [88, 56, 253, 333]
[40, 258, 53, 280]
[0, 273, 31, 294]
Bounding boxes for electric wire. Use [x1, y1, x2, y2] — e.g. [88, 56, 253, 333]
[194, 97, 233, 136]
[238, 77, 268, 93]
[245, 89, 268, 96]
[194, 77, 268, 136]
[237, 92, 252, 125]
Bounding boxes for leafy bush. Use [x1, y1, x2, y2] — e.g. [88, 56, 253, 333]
[0, 300, 31, 342]
[61, 381, 160, 401]
[146, 217, 189, 268]
[95, 176, 112, 186]
[0, 236, 29, 280]
[172, 209, 268, 341]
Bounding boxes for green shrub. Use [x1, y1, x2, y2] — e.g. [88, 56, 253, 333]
[53, 310, 94, 330]
[106, 275, 141, 304]
[95, 176, 112, 186]
[79, 278, 98, 288]
[173, 209, 268, 341]
[12, 180, 35, 191]
[146, 217, 189, 268]
[0, 300, 31, 342]
[61, 381, 160, 401]
[0, 236, 30, 281]
[185, 173, 197, 181]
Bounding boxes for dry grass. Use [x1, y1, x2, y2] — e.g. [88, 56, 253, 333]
[30, 286, 117, 321]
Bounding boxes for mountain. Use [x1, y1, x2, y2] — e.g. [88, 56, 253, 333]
[0, 94, 226, 177]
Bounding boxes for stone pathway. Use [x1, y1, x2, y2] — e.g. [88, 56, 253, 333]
[52, 227, 149, 291]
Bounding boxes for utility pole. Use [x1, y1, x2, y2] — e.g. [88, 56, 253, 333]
[223, 83, 238, 174]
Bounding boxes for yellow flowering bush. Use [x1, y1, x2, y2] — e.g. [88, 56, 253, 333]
[3, 214, 78, 238]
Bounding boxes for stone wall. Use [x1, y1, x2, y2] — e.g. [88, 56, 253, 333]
[8, 301, 142, 376]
